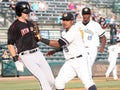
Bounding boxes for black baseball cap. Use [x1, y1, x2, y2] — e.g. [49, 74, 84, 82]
[60, 12, 74, 20]
[82, 7, 91, 15]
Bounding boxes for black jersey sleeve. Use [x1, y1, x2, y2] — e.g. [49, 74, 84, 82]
[7, 26, 16, 45]
[7, 20, 20, 45]
[58, 37, 69, 47]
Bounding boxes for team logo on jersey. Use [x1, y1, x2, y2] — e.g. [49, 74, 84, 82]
[21, 28, 29, 36]
[84, 29, 94, 35]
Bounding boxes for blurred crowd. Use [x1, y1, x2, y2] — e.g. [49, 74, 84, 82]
[9, 0, 48, 12]
[2, 0, 120, 45]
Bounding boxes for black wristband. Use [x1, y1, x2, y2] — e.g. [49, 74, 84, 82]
[55, 48, 63, 52]
[41, 38, 50, 45]
[13, 55, 18, 62]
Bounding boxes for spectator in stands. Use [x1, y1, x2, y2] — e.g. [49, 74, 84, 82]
[39, 0, 48, 11]
[75, 11, 82, 22]
[9, 0, 16, 10]
[99, 17, 107, 29]
[10, 3, 15, 10]
[1, 50, 10, 60]
[57, 13, 62, 25]
[31, 1, 39, 12]
[109, 15, 117, 45]
[29, 12, 38, 22]
[68, 2, 75, 11]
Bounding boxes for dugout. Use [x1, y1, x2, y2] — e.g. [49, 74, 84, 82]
[1, 60, 32, 77]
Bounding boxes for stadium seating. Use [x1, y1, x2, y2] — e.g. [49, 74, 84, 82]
[0, 0, 75, 29]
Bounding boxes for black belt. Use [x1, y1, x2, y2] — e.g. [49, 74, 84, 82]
[20, 48, 39, 55]
[69, 55, 82, 59]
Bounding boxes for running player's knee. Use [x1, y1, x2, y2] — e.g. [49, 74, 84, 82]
[55, 78, 65, 89]
[88, 85, 97, 90]
[55, 82, 65, 89]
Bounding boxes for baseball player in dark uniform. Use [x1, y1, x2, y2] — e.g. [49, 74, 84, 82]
[40, 12, 97, 90]
[7, 1, 54, 90]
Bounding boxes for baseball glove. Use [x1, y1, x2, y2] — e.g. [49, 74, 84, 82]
[15, 60, 24, 72]
[33, 22, 42, 41]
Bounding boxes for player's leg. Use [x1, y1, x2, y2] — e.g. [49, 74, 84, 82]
[88, 85, 97, 90]
[75, 56, 96, 90]
[37, 51, 55, 89]
[86, 47, 97, 77]
[113, 65, 118, 80]
[19, 51, 54, 90]
[88, 47, 97, 67]
[55, 60, 76, 90]
[105, 53, 118, 78]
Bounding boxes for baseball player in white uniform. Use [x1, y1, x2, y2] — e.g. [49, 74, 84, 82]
[75, 7, 106, 78]
[105, 42, 120, 80]
[40, 12, 97, 90]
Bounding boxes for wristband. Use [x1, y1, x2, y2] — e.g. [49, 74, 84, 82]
[13, 55, 18, 62]
[55, 48, 63, 52]
[41, 38, 50, 45]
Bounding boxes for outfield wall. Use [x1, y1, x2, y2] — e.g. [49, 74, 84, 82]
[1, 60, 120, 77]
[49, 61, 120, 77]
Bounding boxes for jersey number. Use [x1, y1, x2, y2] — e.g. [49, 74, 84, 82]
[87, 35, 92, 40]
[63, 46, 69, 52]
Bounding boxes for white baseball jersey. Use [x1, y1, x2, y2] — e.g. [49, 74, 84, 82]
[75, 20, 105, 47]
[56, 25, 96, 89]
[60, 25, 86, 60]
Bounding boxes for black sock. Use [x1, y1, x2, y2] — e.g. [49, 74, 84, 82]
[56, 89, 64, 90]
[88, 85, 97, 90]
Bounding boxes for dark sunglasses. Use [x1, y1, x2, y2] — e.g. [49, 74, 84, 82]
[62, 19, 71, 21]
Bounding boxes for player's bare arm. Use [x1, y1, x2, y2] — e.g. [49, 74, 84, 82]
[7, 44, 17, 57]
[45, 48, 62, 56]
[98, 35, 106, 52]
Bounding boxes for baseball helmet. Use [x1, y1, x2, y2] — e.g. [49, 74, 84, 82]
[15, 1, 32, 16]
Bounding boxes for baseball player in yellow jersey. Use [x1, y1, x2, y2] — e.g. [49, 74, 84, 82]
[75, 7, 106, 78]
[105, 41, 120, 80]
[40, 12, 97, 90]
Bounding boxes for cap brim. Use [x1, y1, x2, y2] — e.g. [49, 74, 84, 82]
[82, 12, 91, 15]
[60, 17, 74, 20]
[23, 9, 32, 14]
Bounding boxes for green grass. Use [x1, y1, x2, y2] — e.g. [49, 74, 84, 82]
[0, 77, 120, 90]
[0, 80, 40, 90]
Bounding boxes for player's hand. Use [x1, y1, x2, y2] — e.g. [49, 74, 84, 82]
[98, 46, 104, 53]
[45, 50, 56, 56]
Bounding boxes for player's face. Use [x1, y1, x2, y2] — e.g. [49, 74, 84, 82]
[117, 42, 120, 46]
[21, 12, 29, 20]
[82, 14, 91, 23]
[62, 19, 73, 31]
